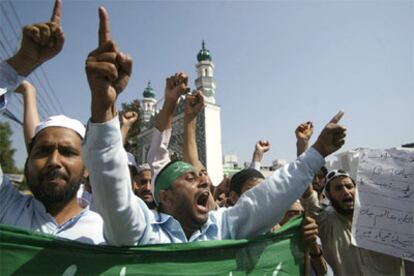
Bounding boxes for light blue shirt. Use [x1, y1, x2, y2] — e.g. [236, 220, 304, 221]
[0, 61, 24, 110]
[0, 166, 105, 245]
[83, 116, 325, 246]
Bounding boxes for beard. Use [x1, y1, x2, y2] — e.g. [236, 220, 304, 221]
[145, 200, 156, 210]
[330, 197, 354, 216]
[27, 167, 81, 207]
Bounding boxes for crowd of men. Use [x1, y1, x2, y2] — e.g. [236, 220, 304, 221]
[0, 1, 410, 275]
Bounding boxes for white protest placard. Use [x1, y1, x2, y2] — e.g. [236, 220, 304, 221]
[351, 148, 414, 261]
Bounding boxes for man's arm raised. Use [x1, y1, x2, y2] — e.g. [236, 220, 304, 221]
[295, 121, 315, 199]
[221, 112, 346, 239]
[1, 0, 63, 111]
[7, 0, 64, 76]
[14, 80, 40, 151]
[148, 73, 189, 176]
[311, 111, 345, 158]
[183, 91, 205, 172]
[85, 7, 132, 123]
[249, 140, 271, 171]
[120, 111, 138, 145]
[83, 7, 144, 246]
[154, 73, 189, 131]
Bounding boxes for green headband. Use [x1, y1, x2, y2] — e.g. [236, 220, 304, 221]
[154, 161, 195, 204]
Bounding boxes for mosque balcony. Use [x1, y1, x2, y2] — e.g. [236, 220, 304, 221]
[195, 77, 216, 89]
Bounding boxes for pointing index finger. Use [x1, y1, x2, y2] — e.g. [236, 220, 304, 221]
[329, 111, 344, 124]
[98, 6, 111, 46]
[50, 0, 61, 25]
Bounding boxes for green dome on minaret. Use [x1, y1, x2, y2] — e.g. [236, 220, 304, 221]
[143, 81, 155, 98]
[197, 40, 212, 62]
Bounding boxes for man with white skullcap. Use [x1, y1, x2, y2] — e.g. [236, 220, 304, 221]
[1, 115, 105, 245]
[134, 163, 155, 209]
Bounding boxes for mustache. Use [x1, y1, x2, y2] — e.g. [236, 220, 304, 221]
[140, 190, 152, 196]
[39, 169, 69, 182]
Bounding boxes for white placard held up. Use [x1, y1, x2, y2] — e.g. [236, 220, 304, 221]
[352, 148, 414, 261]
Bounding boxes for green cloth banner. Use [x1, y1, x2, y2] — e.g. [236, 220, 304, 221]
[0, 216, 304, 275]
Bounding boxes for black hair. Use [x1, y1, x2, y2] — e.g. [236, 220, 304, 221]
[230, 169, 264, 196]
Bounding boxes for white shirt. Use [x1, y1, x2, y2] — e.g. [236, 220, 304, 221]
[83, 116, 325, 246]
[0, 166, 105, 245]
[0, 61, 24, 110]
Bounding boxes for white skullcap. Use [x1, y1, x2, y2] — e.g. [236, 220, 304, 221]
[34, 115, 85, 139]
[127, 152, 137, 169]
[137, 163, 151, 174]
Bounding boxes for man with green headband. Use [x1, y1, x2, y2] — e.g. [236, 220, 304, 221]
[83, 19, 347, 244]
[154, 161, 196, 204]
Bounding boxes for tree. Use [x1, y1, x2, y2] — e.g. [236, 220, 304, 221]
[121, 99, 141, 153]
[0, 122, 18, 173]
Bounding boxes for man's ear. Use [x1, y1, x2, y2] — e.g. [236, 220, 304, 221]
[159, 189, 173, 211]
[229, 191, 239, 206]
[82, 168, 89, 178]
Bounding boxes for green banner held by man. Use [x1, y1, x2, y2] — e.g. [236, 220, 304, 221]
[1, 217, 304, 275]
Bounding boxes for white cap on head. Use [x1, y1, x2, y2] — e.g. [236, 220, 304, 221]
[137, 163, 151, 174]
[127, 152, 137, 169]
[34, 115, 85, 139]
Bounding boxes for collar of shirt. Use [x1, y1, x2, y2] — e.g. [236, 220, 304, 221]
[32, 196, 91, 232]
[152, 211, 219, 242]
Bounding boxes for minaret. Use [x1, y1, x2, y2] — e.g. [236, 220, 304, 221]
[142, 81, 157, 123]
[194, 41, 223, 186]
[195, 41, 216, 104]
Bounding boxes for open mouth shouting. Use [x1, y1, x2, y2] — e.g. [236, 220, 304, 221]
[196, 190, 210, 214]
[342, 197, 354, 209]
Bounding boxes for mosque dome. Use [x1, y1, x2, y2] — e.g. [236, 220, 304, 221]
[143, 81, 155, 98]
[197, 40, 212, 62]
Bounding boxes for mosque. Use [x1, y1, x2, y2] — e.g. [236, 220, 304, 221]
[134, 42, 224, 186]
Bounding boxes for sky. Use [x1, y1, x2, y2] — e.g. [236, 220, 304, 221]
[1, 0, 413, 169]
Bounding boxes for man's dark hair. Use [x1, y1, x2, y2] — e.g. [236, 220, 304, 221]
[230, 169, 264, 196]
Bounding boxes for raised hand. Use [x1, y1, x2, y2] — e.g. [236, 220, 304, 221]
[255, 140, 271, 154]
[295, 121, 313, 157]
[15, 80, 36, 95]
[312, 111, 346, 157]
[120, 111, 139, 127]
[184, 90, 204, 120]
[295, 122, 314, 142]
[164, 72, 190, 108]
[85, 7, 132, 123]
[251, 140, 271, 163]
[7, 0, 64, 76]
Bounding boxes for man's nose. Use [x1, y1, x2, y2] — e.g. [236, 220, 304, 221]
[197, 177, 208, 189]
[46, 149, 62, 168]
[144, 182, 151, 191]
